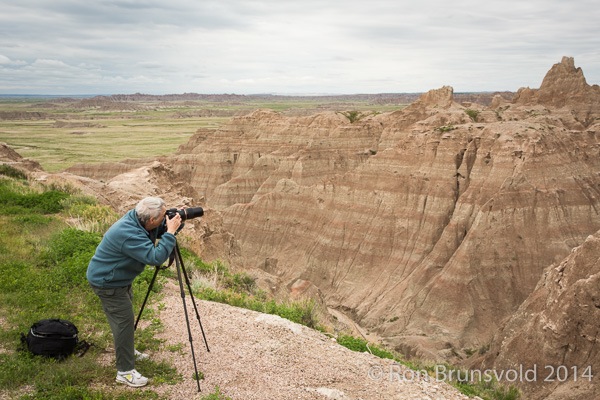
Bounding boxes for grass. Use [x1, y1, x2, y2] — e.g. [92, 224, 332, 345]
[0, 118, 206, 172]
[180, 250, 321, 329]
[0, 102, 226, 172]
[334, 333, 520, 400]
[199, 386, 232, 400]
[0, 171, 180, 399]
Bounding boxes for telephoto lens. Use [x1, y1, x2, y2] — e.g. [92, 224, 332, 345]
[180, 207, 203, 220]
[166, 207, 204, 221]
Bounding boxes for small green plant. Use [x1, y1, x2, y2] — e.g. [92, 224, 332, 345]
[436, 124, 456, 133]
[340, 110, 363, 123]
[167, 343, 184, 353]
[465, 108, 480, 122]
[336, 334, 396, 360]
[200, 386, 232, 400]
[194, 371, 205, 380]
[225, 271, 257, 293]
[479, 343, 491, 355]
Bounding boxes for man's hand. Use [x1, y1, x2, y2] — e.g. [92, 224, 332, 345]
[165, 213, 182, 234]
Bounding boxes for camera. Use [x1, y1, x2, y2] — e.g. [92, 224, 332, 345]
[165, 207, 204, 221]
[158, 206, 204, 237]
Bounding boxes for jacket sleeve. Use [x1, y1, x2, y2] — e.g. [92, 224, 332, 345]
[122, 232, 177, 266]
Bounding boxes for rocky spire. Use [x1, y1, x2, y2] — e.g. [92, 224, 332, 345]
[511, 57, 600, 128]
[537, 56, 590, 107]
[415, 85, 454, 109]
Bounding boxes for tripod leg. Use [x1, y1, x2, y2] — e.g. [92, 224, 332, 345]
[134, 266, 160, 331]
[175, 244, 210, 352]
[174, 248, 202, 392]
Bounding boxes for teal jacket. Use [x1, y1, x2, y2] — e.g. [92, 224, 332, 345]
[86, 209, 176, 288]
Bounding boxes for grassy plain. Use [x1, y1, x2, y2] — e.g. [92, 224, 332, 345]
[0, 100, 227, 172]
[0, 95, 405, 172]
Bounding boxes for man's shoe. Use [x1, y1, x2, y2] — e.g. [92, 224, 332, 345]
[116, 369, 148, 387]
[135, 349, 149, 361]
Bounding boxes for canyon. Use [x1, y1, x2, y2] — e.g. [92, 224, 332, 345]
[5, 56, 600, 399]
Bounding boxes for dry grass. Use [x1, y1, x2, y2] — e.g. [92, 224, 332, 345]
[0, 114, 226, 172]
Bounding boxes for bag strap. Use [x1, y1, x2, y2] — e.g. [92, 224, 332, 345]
[75, 340, 92, 357]
[19, 332, 27, 348]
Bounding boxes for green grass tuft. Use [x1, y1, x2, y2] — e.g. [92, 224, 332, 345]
[199, 386, 232, 400]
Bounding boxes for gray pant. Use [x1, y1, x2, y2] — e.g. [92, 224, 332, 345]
[91, 284, 135, 372]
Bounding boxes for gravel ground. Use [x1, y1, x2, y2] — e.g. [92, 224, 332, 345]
[141, 282, 470, 400]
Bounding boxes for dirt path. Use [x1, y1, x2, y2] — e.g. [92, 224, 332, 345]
[147, 282, 469, 400]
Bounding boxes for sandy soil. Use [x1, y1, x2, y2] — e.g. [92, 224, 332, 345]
[141, 282, 470, 400]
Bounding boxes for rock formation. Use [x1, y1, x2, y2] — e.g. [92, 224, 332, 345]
[474, 232, 600, 399]
[0, 142, 42, 171]
[165, 58, 598, 336]
[513, 56, 600, 128]
[167, 57, 600, 399]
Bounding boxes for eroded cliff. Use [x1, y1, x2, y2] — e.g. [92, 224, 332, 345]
[153, 57, 600, 359]
[475, 232, 600, 399]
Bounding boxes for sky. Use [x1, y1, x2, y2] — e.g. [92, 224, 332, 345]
[1, 0, 599, 95]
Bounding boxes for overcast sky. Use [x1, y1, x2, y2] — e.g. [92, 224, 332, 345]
[1, 0, 599, 95]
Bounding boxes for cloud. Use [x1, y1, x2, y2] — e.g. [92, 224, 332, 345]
[0, 0, 599, 94]
[0, 54, 27, 66]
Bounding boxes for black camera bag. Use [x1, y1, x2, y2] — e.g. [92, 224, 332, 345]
[21, 319, 79, 360]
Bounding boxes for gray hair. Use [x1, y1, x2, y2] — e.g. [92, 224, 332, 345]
[135, 197, 166, 224]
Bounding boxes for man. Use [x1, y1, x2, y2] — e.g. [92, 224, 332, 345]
[87, 197, 182, 387]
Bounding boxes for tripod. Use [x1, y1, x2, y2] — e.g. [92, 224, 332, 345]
[134, 240, 210, 392]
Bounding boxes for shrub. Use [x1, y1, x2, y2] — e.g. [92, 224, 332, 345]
[340, 110, 363, 123]
[436, 124, 456, 133]
[0, 164, 28, 180]
[40, 228, 101, 266]
[62, 196, 119, 232]
[0, 179, 70, 215]
[465, 109, 480, 122]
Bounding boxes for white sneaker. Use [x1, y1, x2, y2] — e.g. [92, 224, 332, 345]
[116, 369, 148, 387]
[135, 349, 149, 361]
